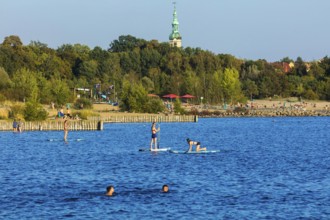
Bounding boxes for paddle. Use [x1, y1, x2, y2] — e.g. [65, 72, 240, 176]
[157, 121, 160, 149]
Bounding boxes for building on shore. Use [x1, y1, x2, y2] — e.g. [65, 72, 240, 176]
[169, 2, 182, 48]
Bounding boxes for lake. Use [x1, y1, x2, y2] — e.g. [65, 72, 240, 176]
[0, 117, 329, 219]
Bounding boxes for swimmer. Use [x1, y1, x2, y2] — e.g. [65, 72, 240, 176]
[106, 185, 115, 196]
[162, 184, 169, 193]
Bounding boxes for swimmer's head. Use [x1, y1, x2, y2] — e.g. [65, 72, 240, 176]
[162, 184, 169, 193]
[106, 185, 114, 196]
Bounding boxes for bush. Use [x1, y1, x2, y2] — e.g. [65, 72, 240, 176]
[0, 109, 8, 120]
[200, 110, 211, 116]
[213, 110, 222, 116]
[173, 98, 185, 114]
[0, 93, 6, 103]
[74, 98, 93, 109]
[145, 98, 165, 113]
[71, 110, 99, 120]
[9, 104, 24, 119]
[303, 89, 319, 100]
[23, 101, 48, 121]
[233, 107, 248, 114]
[188, 108, 199, 115]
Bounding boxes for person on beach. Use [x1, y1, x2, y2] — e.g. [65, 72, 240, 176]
[162, 184, 169, 193]
[106, 185, 115, 196]
[150, 120, 160, 150]
[186, 138, 207, 152]
[64, 117, 69, 141]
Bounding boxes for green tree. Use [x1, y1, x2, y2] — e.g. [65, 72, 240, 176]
[109, 35, 146, 53]
[0, 67, 11, 90]
[325, 78, 330, 100]
[220, 68, 242, 103]
[173, 98, 185, 114]
[141, 76, 154, 93]
[50, 75, 72, 106]
[77, 60, 98, 81]
[2, 35, 23, 48]
[11, 68, 39, 101]
[120, 79, 147, 112]
[207, 70, 223, 104]
[24, 101, 48, 121]
[243, 79, 259, 100]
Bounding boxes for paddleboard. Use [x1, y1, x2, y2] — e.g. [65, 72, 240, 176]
[48, 138, 84, 142]
[169, 150, 220, 154]
[139, 148, 171, 152]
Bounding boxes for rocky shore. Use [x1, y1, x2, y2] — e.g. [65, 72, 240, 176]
[199, 109, 330, 118]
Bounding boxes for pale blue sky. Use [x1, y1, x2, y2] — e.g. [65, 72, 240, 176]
[1, 0, 329, 61]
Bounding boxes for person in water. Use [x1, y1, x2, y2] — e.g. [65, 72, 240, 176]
[63, 117, 69, 141]
[162, 184, 169, 193]
[12, 119, 18, 132]
[150, 120, 160, 150]
[186, 138, 207, 152]
[17, 120, 23, 132]
[106, 185, 115, 196]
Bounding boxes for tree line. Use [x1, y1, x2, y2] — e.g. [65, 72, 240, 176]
[0, 35, 329, 113]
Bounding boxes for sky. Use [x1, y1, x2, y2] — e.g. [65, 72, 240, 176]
[1, 0, 329, 62]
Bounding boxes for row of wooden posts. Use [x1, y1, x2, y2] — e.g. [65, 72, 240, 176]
[0, 120, 103, 131]
[0, 115, 197, 131]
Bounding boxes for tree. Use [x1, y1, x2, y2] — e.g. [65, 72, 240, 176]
[173, 98, 185, 114]
[11, 68, 39, 101]
[77, 60, 98, 81]
[109, 35, 146, 53]
[0, 67, 11, 90]
[280, 57, 294, 63]
[293, 57, 307, 76]
[120, 79, 147, 112]
[220, 68, 242, 103]
[207, 70, 223, 104]
[326, 78, 330, 100]
[2, 35, 23, 48]
[319, 56, 330, 77]
[24, 101, 48, 121]
[50, 75, 72, 106]
[243, 79, 259, 100]
[141, 76, 154, 93]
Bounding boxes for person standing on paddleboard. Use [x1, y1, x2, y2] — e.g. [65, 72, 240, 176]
[64, 116, 69, 142]
[150, 120, 160, 150]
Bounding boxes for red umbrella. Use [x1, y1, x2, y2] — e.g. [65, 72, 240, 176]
[181, 94, 195, 99]
[162, 94, 179, 99]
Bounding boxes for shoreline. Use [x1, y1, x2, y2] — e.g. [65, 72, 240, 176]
[0, 100, 329, 124]
[198, 110, 330, 118]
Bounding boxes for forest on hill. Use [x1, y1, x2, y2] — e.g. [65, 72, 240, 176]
[0, 35, 329, 114]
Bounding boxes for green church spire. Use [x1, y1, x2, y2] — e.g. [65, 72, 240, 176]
[169, 2, 182, 47]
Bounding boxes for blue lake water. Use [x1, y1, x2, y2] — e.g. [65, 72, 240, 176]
[0, 117, 330, 219]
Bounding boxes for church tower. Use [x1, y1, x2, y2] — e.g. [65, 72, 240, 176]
[169, 2, 182, 48]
